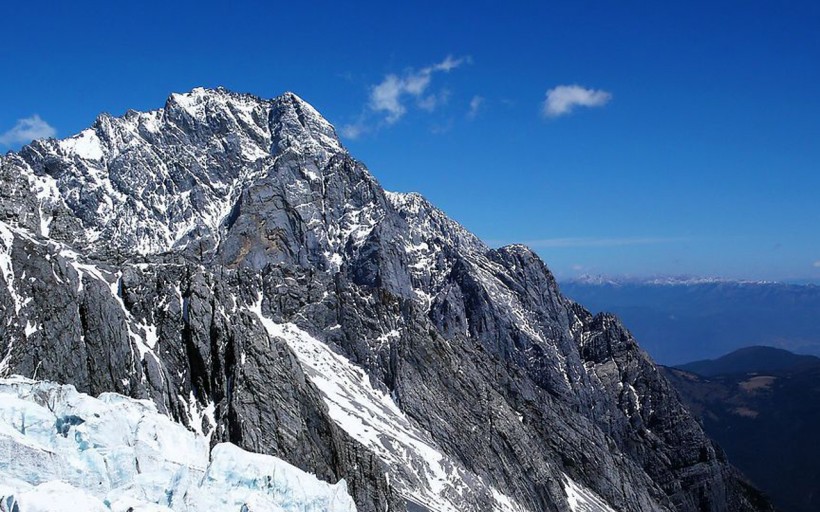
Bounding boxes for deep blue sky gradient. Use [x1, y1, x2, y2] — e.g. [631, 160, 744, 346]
[2, 1, 818, 280]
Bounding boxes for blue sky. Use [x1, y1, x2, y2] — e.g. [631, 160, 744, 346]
[2, 1, 818, 281]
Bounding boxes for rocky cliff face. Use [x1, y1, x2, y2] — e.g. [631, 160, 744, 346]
[0, 87, 771, 512]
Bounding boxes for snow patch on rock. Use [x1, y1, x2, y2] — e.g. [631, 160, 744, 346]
[59, 129, 105, 161]
[563, 474, 617, 512]
[250, 295, 528, 512]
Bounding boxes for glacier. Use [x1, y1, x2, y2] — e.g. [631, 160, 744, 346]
[0, 376, 356, 512]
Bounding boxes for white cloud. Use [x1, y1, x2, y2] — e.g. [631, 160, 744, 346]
[0, 115, 56, 146]
[370, 75, 409, 123]
[417, 95, 437, 112]
[813, 260, 820, 268]
[542, 85, 612, 118]
[368, 56, 467, 124]
[418, 89, 451, 112]
[467, 95, 484, 119]
[337, 56, 469, 141]
[340, 122, 366, 140]
[431, 55, 469, 72]
[429, 118, 454, 135]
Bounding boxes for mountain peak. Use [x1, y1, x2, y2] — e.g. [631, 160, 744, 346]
[159, 87, 343, 156]
[676, 345, 820, 377]
[269, 89, 343, 159]
[0, 86, 775, 512]
[164, 86, 258, 122]
[166, 85, 263, 109]
[279, 90, 310, 105]
[7, 86, 348, 256]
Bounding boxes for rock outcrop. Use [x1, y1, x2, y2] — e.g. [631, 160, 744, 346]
[0, 87, 772, 511]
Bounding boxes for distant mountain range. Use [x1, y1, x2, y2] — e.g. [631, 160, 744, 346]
[664, 346, 820, 512]
[677, 345, 820, 377]
[569, 274, 777, 286]
[560, 278, 820, 364]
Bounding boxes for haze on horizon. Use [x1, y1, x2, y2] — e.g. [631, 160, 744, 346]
[1, 1, 817, 282]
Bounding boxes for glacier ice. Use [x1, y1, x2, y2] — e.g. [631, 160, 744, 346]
[0, 376, 356, 512]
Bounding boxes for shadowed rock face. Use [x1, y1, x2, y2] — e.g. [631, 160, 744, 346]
[666, 347, 820, 512]
[0, 87, 772, 512]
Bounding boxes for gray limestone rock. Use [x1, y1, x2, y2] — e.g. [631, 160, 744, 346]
[0, 87, 772, 512]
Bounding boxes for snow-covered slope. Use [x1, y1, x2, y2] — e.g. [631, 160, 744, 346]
[562, 475, 616, 512]
[0, 376, 356, 512]
[250, 297, 525, 512]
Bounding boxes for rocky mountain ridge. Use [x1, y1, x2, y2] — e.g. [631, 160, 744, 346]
[676, 346, 820, 377]
[0, 87, 771, 511]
